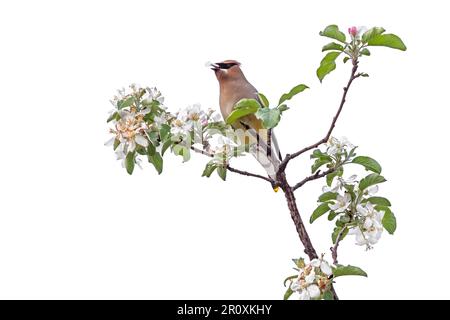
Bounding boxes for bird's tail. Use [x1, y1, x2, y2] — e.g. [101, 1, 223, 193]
[247, 129, 281, 181]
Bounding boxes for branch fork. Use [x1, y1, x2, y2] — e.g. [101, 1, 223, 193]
[194, 61, 360, 300]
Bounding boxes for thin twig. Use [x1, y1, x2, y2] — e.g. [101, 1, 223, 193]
[292, 168, 335, 191]
[190, 146, 273, 183]
[277, 61, 360, 174]
[331, 225, 348, 265]
[227, 165, 274, 183]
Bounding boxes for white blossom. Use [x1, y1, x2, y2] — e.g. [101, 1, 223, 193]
[146, 87, 164, 104]
[299, 285, 321, 300]
[350, 202, 385, 247]
[289, 257, 333, 300]
[322, 174, 357, 193]
[310, 258, 333, 276]
[107, 109, 149, 155]
[366, 185, 379, 195]
[113, 145, 143, 170]
[153, 114, 169, 126]
[356, 26, 368, 38]
[326, 136, 354, 156]
[208, 134, 237, 155]
[207, 108, 223, 122]
[329, 193, 351, 212]
[170, 104, 208, 136]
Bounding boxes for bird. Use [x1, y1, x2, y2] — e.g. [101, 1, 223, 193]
[209, 60, 282, 184]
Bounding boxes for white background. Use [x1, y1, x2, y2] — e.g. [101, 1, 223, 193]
[0, 0, 448, 299]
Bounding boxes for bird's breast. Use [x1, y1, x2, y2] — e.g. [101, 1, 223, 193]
[219, 81, 258, 120]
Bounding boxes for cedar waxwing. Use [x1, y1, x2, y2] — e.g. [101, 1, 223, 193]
[209, 60, 281, 181]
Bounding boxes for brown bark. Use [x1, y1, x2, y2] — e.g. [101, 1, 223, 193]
[279, 172, 339, 299]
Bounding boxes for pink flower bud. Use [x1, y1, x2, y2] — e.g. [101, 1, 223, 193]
[348, 26, 358, 37]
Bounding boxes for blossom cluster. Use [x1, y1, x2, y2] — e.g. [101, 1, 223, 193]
[106, 85, 166, 168]
[310, 136, 395, 250]
[288, 257, 333, 300]
[326, 136, 354, 158]
[170, 104, 239, 162]
[106, 84, 242, 175]
[324, 173, 385, 248]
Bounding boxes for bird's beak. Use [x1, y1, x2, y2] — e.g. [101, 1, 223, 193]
[205, 61, 220, 70]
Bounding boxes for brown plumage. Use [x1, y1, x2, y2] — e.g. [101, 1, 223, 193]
[210, 60, 281, 179]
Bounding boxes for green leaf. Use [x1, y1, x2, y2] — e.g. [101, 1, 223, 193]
[332, 265, 367, 278]
[226, 99, 260, 125]
[173, 145, 190, 162]
[323, 291, 334, 300]
[362, 27, 386, 43]
[367, 33, 407, 51]
[332, 226, 348, 243]
[136, 147, 147, 155]
[147, 142, 156, 156]
[278, 84, 309, 106]
[125, 152, 135, 175]
[202, 162, 217, 178]
[319, 25, 346, 43]
[352, 156, 382, 174]
[277, 104, 289, 113]
[107, 111, 120, 123]
[346, 189, 357, 204]
[292, 258, 305, 268]
[378, 205, 396, 234]
[348, 146, 357, 158]
[365, 197, 391, 207]
[159, 124, 171, 141]
[161, 139, 172, 156]
[326, 166, 343, 186]
[311, 149, 328, 159]
[311, 158, 331, 173]
[335, 220, 344, 228]
[319, 192, 338, 202]
[217, 166, 227, 181]
[310, 202, 331, 223]
[113, 139, 120, 151]
[343, 56, 350, 64]
[322, 42, 344, 52]
[359, 173, 386, 191]
[147, 131, 160, 145]
[360, 48, 371, 56]
[317, 51, 341, 82]
[148, 152, 163, 174]
[117, 96, 134, 109]
[255, 108, 281, 129]
[284, 287, 294, 300]
[182, 147, 191, 162]
[257, 93, 270, 108]
[328, 211, 338, 221]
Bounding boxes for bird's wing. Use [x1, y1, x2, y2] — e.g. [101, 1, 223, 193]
[234, 114, 280, 180]
[271, 131, 282, 161]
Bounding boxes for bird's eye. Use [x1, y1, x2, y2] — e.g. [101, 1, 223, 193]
[217, 62, 237, 69]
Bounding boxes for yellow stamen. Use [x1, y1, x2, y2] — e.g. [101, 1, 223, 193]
[273, 186, 280, 193]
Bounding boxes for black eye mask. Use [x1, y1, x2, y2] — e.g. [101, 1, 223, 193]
[216, 62, 238, 69]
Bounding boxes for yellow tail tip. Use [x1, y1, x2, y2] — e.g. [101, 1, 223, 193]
[273, 186, 280, 193]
